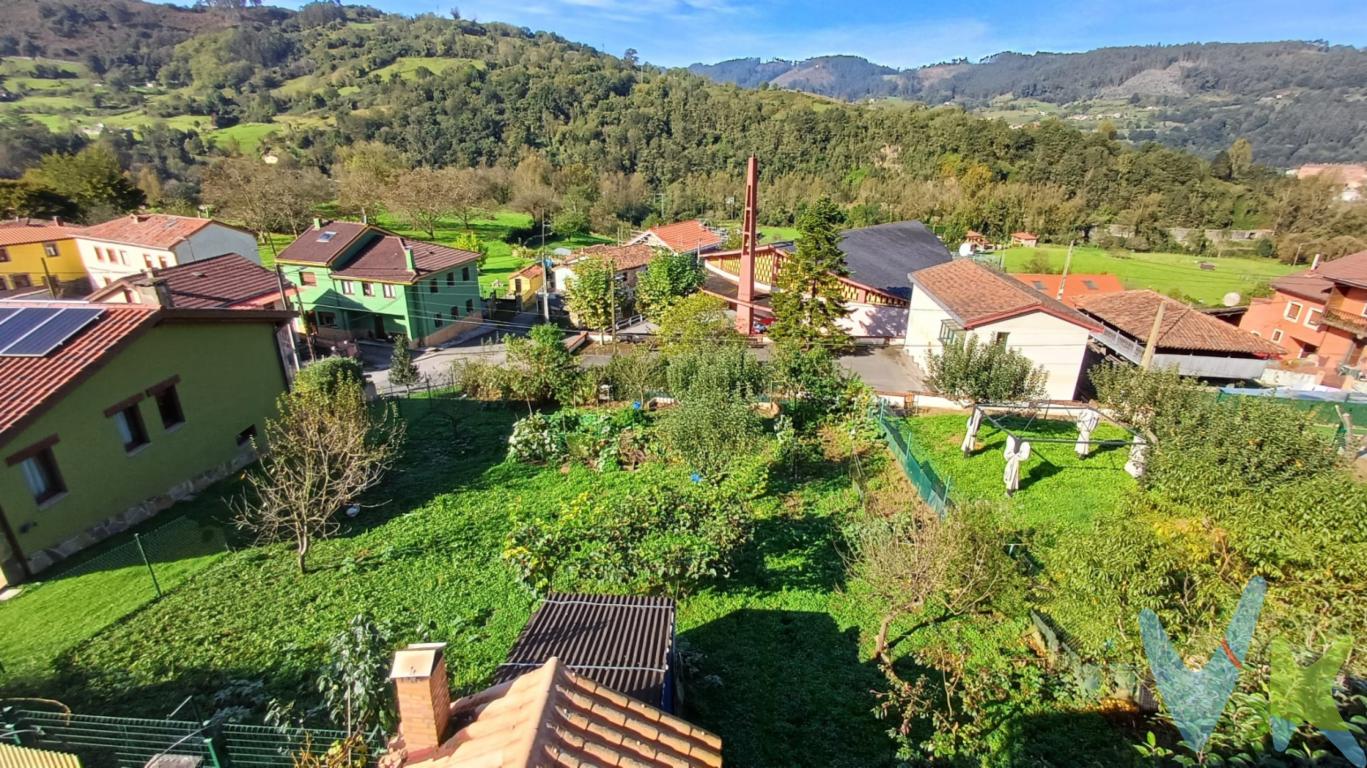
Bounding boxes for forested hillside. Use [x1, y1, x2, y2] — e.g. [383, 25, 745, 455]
[0, 0, 1362, 260]
[690, 42, 1367, 166]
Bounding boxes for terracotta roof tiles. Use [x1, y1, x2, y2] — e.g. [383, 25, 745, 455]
[1076, 289, 1283, 356]
[86, 254, 287, 309]
[638, 221, 722, 254]
[79, 214, 223, 250]
[912, 260, 1101, 331]
[1012, 273, 1125, 308]
[0, 225, 83, 248]
[568, 244, 655, 273]
[277, 221, 374, 265]
[1311, 250, 1367, 290]
[332, 236, 480, 283]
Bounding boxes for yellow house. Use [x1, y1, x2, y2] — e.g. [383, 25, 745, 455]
[0, 222, 86, 296]
[499, 262, 545, 309]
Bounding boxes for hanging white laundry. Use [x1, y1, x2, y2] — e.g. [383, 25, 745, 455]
[1125, 438, 1149, 478]
[1003, 435, 1031, 496]
[1075, 409, 1101, 458]
[961, 408, 983, 455]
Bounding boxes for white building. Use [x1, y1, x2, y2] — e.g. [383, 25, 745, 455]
[76, 214, 259, 288]
[905, 260, 1100, 401]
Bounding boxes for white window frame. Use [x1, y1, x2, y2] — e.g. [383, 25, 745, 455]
[1271, 329, 1284, 343]
[1305, 308, 1323, 329]
[1284, 301, 1303, 322]
[382, 283, 395, 299]
[339, 280, 354, 296]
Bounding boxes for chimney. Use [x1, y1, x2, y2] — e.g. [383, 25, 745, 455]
[389, 643, 451, 753]
[313, 217, 323, 231]
[735, 155, 759, 335]
[1311, 253, 1323, 270]
[134, 269, 175, 308]
[404, 245, 416, 273]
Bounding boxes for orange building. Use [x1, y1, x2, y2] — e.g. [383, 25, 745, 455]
[1239, 251, 1367, 387]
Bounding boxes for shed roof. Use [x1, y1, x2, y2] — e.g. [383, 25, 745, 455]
[494, 593, 676, 708]
[1076, 290, 1283, 356]
[836, 221, 952, 300]
[912, 260, 1100, 331]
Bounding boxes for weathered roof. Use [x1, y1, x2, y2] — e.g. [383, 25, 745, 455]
[0, 301, 293, 446]
[836, 221, 952, 300]
[276, 221, 374, 265]
[0, 224, 83, 248]
[86, 254, 286, 309]
[78, 214, 225, 249]
[1076, 290, 1283, 356]
[566, 243, 655, 272]
[1011, 231, 1038, 239]
[1312, 250, 1367, 290]
[0, 742, 82, 768]
[1269, 272, 1333, 303]
[494, 594, 676, 708]
[912, 260, 1101, 331]
[1012, 273, 1125, 308]
[638, 220, 723, 253]
[332, 236, 480, 284]
[406, 658, 722, 768]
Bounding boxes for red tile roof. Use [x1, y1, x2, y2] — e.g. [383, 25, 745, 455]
[0, 301, 292, 445]
[1076, 290, 1283, 356]
[332, 236, 480, 283]
[1012, 273, 1125, 308]
[1011, 231, 1038, 239]
[86, 254, 287, 309]
[567, 243, 655, 272]
[0, 225, 83, 248]
[639, 220, 723, 253]
[79, 214, 224, 250]
[1311, 250, 1367, 290]
[397, 658, 722, 768]
[912, 260, 1101, 331]
[276, 221, 375, 265]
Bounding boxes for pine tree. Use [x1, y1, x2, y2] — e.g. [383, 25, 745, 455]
[769, 198, 851, 351]
[388, 335, 420, 387]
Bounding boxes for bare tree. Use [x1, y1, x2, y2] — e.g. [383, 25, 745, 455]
[382, 167, 454, 238]
[335, 141, 409, 222]
[202, 157, 333, 239]
[233, 382, 405, 573]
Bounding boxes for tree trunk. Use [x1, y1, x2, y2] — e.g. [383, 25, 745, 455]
[296, 534, 310, 573]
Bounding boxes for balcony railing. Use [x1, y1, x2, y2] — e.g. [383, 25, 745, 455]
[1320, 308, 1367, 336]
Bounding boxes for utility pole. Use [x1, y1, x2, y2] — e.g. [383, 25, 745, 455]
[1056, 240, 1075, 302]
[40, 258, 56, 299]
[274, 263, 304, 374]
[1140, 301, 1166, 370]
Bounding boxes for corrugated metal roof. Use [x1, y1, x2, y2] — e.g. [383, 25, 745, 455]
[494, 593, 676, 708]
[0, 742, 82, 768]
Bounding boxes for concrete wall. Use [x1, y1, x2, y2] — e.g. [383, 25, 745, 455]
[78, 240, 177, 286]
[0, 320, 288, 584]
[179, 226, 260, 266]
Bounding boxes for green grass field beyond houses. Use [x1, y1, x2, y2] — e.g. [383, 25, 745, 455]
[1000, 244, 1296, 305]
[899, 412, 1135, 534]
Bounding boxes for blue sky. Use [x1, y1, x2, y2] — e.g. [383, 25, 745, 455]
[257, 0, 1366, 68]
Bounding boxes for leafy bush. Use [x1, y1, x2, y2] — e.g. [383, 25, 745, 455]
[656, 391, 766, 479]
[771, 343, 863, 425]
[507, 413, 566, 464]
[926, 336, 1047, 403]
[295, 357, 364, 397]
[665, 344, 767, 401]
[508, 407, 651, 470]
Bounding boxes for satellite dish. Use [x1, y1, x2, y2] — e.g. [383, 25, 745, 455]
[957, 242, 975, 258]
[1222, 292, 1241, 307]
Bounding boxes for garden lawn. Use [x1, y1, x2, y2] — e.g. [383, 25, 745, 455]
[898, 412, 1135, 534]
[1000, 244, 1296, 305]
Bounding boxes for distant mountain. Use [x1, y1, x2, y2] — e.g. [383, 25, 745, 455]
[688, 42, 1367, 166]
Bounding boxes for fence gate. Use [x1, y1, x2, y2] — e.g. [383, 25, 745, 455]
[1, 709, 374, 768]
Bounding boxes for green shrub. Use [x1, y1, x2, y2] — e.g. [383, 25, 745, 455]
[295, 357, 364, 397]
[926, 335, 1047, 403]
[665, 344, 767, 401]
[656, 391, 765, 479]
[507, 413, 566, 464]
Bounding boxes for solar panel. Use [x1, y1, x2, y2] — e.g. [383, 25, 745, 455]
[0, 308, 59, 351]
[0, 308, 104, 357]
[0, 307, 20, 326]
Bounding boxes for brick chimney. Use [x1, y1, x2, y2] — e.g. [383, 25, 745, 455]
[313, 217, 323, 231]
[135, 269, 175, 308]
[388, 643, 451, 753]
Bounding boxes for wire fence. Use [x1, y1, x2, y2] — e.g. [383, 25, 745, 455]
[871, 401, 952, 517]
[1216, 387, 1367, 449]
[0, 709, 382, 768]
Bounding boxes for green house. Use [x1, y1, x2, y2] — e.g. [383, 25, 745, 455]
[0, 302, 294, 587]
[277, 221, 484, 347]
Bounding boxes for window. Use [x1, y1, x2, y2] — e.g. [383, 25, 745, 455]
[144, 255, 154, 269]
[362, 282, 374, 297]
[434, 316, 444, 328]
[1306, 308, 1323, 329]
[1271, 329, 1285, 343]
[152, 383, 184, 429]
[19, 449, 64, 505]
[451, 306, 459, 319]
[382, 283, 395, 298]
[1031, 281, 1045, 290]
[119, 250, 128, 264]
[340, 280, 355, 295]
[1284, 301, 1304, 322]
[461, 267, 470, 282]
[11, 274, 31, 289]
[94, 247, 104, 262]
[110, 403, 149, 453]
[465, 298, 474, 315]
[0, 247, 10, 262]
[993, 332, 1010, 346]
[159, 256, 170, 269]
[513, 278, 523, 294]
[1083, 279, 1099, 290]
[317, 231, 337, 243]
[43, 242, 59, 257]
[938, 319, 964, 345]
[446, 272, 455, 287]
[317, 311, 337, 327]
[300, 271, 317, 286]
[429, 282, 438, 293]
[236, 425, 257, 447]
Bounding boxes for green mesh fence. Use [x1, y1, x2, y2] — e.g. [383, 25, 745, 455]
[873, 402, 951, 517]
[1, 710, 382, 768]
[1216, 388, 1367, 448]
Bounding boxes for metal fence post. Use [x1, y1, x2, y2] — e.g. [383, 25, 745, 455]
[133, 533, 163, 598]
[1, 707, 20, 745]
[203, 736, 224, 768]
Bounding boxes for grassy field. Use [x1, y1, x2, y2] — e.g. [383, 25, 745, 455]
[371, 56, 484, 80]
[999, 244, 1295, 305]
[898, 412, 1135, 534]
[207, 122, 281, 154]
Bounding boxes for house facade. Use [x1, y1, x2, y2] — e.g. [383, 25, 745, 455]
[0, 221, 86, 296]
[277, 221, 483, 348]
[1238, 251, 1367, 387]
[0, 302, 293, 586]
[76, 214, 259, 288]
[906, 260, 1100, 401]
